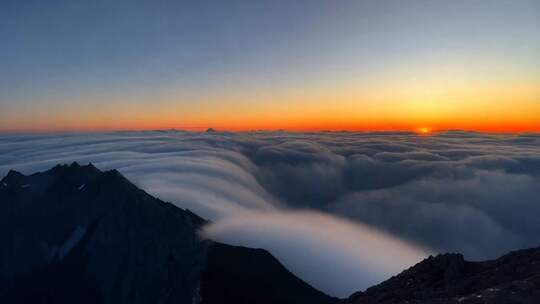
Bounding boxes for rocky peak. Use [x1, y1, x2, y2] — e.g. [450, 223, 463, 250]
[421, 253, 465, 280]
[2, 169, 26, 186]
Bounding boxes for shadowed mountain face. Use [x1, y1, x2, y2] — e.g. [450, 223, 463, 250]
[346, 247, 540, 304]
[201, 242, 336, 304]
[0, 163, 335, 304]
[0, 162, 207, 304]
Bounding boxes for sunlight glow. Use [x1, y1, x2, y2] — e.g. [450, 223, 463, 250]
[416, 127, 432, 135]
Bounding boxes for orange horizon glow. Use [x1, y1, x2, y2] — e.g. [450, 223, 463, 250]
[1, 78, 538, 134]
[1, 121, 539, 134]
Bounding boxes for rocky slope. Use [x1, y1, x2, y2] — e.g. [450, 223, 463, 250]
[0, 163, 335, 304]
[345, 247, 540, 304]
[201, 242, 336, 304]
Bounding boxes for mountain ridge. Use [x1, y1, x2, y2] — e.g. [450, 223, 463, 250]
[0, 162, 336, 304]
[345, 246, 540, 304]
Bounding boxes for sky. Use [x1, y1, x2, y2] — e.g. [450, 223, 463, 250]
[1, 0, 539, 132]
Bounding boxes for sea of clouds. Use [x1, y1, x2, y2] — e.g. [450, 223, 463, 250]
[1, 130, 539, 297]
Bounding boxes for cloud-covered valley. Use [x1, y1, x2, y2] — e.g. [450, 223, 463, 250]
[1, 130, 539, 297]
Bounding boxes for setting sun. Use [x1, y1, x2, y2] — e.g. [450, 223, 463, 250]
[417, 127, 432, 135]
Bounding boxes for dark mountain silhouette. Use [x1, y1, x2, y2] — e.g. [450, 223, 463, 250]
[0, 163, 335, 304]
[345, 247, 540, 304]
[201, 242, 335, 304]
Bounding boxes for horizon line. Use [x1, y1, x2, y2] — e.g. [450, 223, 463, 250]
[1, 127, 539, 136]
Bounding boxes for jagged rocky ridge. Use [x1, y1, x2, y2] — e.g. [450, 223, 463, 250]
[0, 163, 335, 304]
[1, 163, 539, 304]
[345, 248, 540, 304]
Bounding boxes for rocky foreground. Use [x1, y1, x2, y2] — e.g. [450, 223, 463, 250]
[1, 163, 538, 303]
[345, 244, 540, 304]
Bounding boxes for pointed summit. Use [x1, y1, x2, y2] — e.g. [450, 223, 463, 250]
[2, 169, 26, 185]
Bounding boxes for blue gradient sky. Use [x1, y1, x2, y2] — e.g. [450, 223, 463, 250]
[1, 0, 539, 131]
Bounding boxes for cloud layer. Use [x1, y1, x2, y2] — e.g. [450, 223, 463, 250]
[1, 130, 539, 296]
